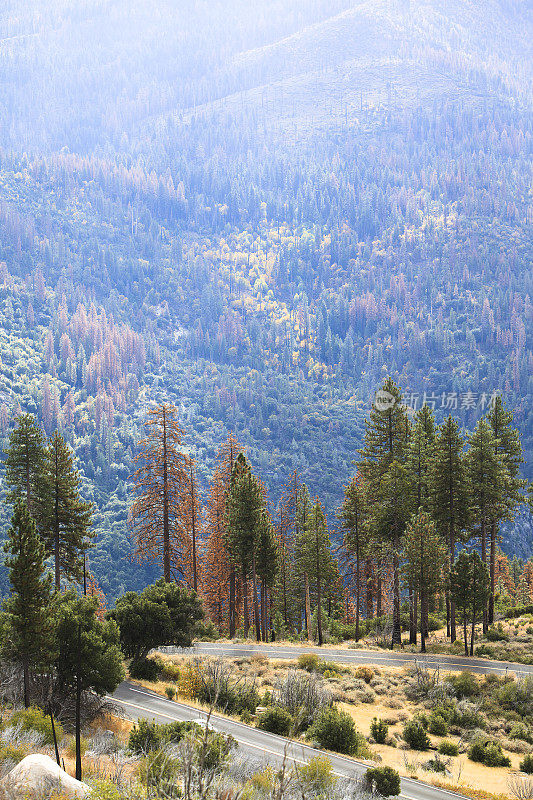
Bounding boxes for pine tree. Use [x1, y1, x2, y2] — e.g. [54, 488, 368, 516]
[40, 430, 93, 590]
[486, 397, 527, 622]
[296, 499, 335, 646]
[225, 454, 269, 640]
[255, 510, 278, 641]
[431, 416, 470, 642]
[402, 511, 447, 652]
[129, 404, 189, 583]
[4, 414, 46, 520]
[465, 419, 506, 632]
[358, 378, 409, 645]
[339, 473, 367, 641]
[2, 501, 56, 707]
[450, 550, 490, 656]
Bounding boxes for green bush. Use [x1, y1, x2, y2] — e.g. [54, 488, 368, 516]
[307, 707, 361, 756]
[164, 686, 176, 700]
[520, 754, 533, 774]
[438, 741, 459, 756]
[447, 671, 479, 699]
[428, 714, 448, 736]
[370, 717, 388, 744]
[297, 653, 320, 672]
[297, 756, 336, 795]
[364, 766, 401, 797]
[510, 723, 533, 744]
[504, 605, 533, 619]
[194, 619, 219, 641]
[129, 658, 160, 681]
[486, 624, 509, 642]
[0, 744, 27, 765]
[468, 736, 511, 767]
[11, 707, 63, 745]
[257, 706, 293, 736]
[129, 718, 202, 754]
[403, 719, 430, 751]
[495, 677, 533, 719]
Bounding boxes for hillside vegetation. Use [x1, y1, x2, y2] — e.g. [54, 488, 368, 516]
[0, 0, 531, 597]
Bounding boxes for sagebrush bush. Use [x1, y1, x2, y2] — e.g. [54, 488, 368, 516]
[370, 717, 388, 744]
[354, 666, 374, 684]
[297, 653, 320, 672]
[256, 706, 293, 736]
[11, 707, 63, 745]
[403, 719, 430, 751]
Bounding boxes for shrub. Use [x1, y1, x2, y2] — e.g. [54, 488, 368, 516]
[468, 736, 511, 767]
[11, 707, 63, 745]
[510, 723, 533, 744]
[307, 707, 361, 755]
[364, 766, 401, 797]
[438, 741, 459, 756]
[296, 756, 336, 795]
[370, 717, 388, 744]
[403, 719, 430, 751]
[447, 671, 479, 699]
[129, 658, 159, 681]
[155, 659, 181, 681]
[354, 666, 374, 684]
[487, 624, 509, 642]
[496, 676, 533, 719]
[164, 686, 176, 700]
[429, 714, 448, 736]
[0, 744, 27, 766]
[256, 707, 293, 736]
[454, 700, 485, 730]
[297, 653, 320, 672]
[129, 718, 202, 754]
[520, 754, 533, 774]
[194, 619, 219, 641]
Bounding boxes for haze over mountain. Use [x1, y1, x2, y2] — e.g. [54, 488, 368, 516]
[0, 0, 531, 598]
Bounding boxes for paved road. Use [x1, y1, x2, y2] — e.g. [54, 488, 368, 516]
[173, 642, 532, 676]
[110, 681, 467, 800]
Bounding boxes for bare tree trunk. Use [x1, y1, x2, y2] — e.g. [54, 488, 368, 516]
[391, 550, 402, 646]
[252, 556, 260, 642]
[162, 408, 171, 582]
[305, 573, 312, 641]
[489, 520, 496, 624]
[481, 521, 488, 633]
[242, 572, 249, 637]
[229, 568, 236, 638]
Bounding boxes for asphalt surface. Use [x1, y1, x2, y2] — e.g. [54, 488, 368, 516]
[176, 641, 533, 676]
[110, 681, 469, 800]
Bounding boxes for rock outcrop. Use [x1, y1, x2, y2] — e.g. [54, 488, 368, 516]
[0, 754, 91, 799]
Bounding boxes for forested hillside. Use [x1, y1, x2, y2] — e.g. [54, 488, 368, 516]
[0, 0, 531, 599]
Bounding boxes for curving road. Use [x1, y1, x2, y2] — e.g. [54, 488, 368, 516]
[166, 641, 533, 676]
[110, 681, 467, 800]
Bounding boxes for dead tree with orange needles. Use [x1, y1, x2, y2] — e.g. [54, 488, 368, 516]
[182, 456, 203, 593]
[202, 434, 244, 636]
[129, 403, 189, 582]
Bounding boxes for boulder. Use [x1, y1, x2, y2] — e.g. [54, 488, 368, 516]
[1, 754, 91, 799]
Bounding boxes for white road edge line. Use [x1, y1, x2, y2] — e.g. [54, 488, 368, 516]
[107, 695, 420, 800]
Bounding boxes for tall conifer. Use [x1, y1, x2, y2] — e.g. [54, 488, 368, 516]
[40, 430, 93, 589]
[3, 501, 56, 707]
